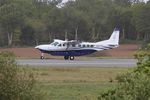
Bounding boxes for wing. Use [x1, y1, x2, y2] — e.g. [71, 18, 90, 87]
[63, 40, 81, 50]
[63, 40, 80, 45]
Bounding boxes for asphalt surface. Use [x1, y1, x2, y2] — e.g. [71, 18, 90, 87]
[17, 59, 137, 68]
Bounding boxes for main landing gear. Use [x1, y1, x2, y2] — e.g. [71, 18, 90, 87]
[64, 56, 75, 60]
[39, 53, 75, 60]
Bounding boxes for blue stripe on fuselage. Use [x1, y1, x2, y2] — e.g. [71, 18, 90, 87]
[39, 49, 97, 56]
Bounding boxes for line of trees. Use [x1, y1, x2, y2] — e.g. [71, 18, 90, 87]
[0, 0, 150, 47]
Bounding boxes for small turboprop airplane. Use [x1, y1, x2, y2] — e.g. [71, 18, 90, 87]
[35, 28, 119, 60]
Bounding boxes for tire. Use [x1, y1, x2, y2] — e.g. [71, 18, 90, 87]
[64, 56, 69, 60]
[40, 56, 44, 60]
[70, 56, 75, 60]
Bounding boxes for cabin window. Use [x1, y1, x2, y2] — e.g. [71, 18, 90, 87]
[72, 44, 75, 47]
[51, 42, 59, 46]
[87, 45, 89, 47]
[83, 45, 85, 47]
[63, 44, 65, 46]
[90, 45, 94, 47]
[79, 45, 81, 47]
[58, 44, 62, 47]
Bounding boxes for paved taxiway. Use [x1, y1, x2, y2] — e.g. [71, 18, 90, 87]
[17, 59, 137, 67]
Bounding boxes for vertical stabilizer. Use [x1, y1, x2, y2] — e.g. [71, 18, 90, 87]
[108, 28, 120, 45]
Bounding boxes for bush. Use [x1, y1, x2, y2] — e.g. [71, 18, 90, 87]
[98, 73, 150, 100]
[98, 50, 150, 100]
[0, 51, 43, 100]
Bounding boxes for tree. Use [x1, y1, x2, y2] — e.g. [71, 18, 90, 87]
[0, 1, 24, 46]
[0, 0, 150, 47]
[20, 26, 35, 45]
[132, 2, 150, 42]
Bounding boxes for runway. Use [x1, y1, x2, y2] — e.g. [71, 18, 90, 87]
[17, 59, 137, 68]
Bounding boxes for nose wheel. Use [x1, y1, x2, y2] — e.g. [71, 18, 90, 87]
[40, 56, 44, 59]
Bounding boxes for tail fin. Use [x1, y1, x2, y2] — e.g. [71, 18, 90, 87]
[96, 28, 120, 45]
[108, 28, 120, 45]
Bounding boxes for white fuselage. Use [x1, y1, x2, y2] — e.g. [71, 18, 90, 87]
[35, 28, 119, 57]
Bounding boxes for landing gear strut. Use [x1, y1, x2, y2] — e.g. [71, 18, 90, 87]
[40, 53, 44, 60]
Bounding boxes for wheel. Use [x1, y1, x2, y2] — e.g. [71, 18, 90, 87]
[40, 56, 44, 60]
[70, 56, 75, 60]
[64, 56, 69, 60]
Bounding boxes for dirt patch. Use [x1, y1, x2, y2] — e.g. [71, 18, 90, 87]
[0, 47, 44, 58]
[0, 44, 138, 58]
[92, 44, 139, 58]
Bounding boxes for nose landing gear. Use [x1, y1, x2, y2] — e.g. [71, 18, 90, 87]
[40, 56, 44, 59]
[40, 53, 44, 60]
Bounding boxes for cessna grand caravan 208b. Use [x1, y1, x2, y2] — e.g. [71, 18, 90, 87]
[35, 28, 120, 60]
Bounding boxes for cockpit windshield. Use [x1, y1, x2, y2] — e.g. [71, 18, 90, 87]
[51, 42, 59, 46]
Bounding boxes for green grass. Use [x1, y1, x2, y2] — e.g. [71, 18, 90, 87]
[29, 67, 130, 100]
[37, 83, 116, 100]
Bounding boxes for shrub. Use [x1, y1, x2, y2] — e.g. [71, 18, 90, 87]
[98, 50, 150, 100]
[0, 51, 43, 100]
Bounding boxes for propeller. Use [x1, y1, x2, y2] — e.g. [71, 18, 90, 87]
[64, 28, 81, 50]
